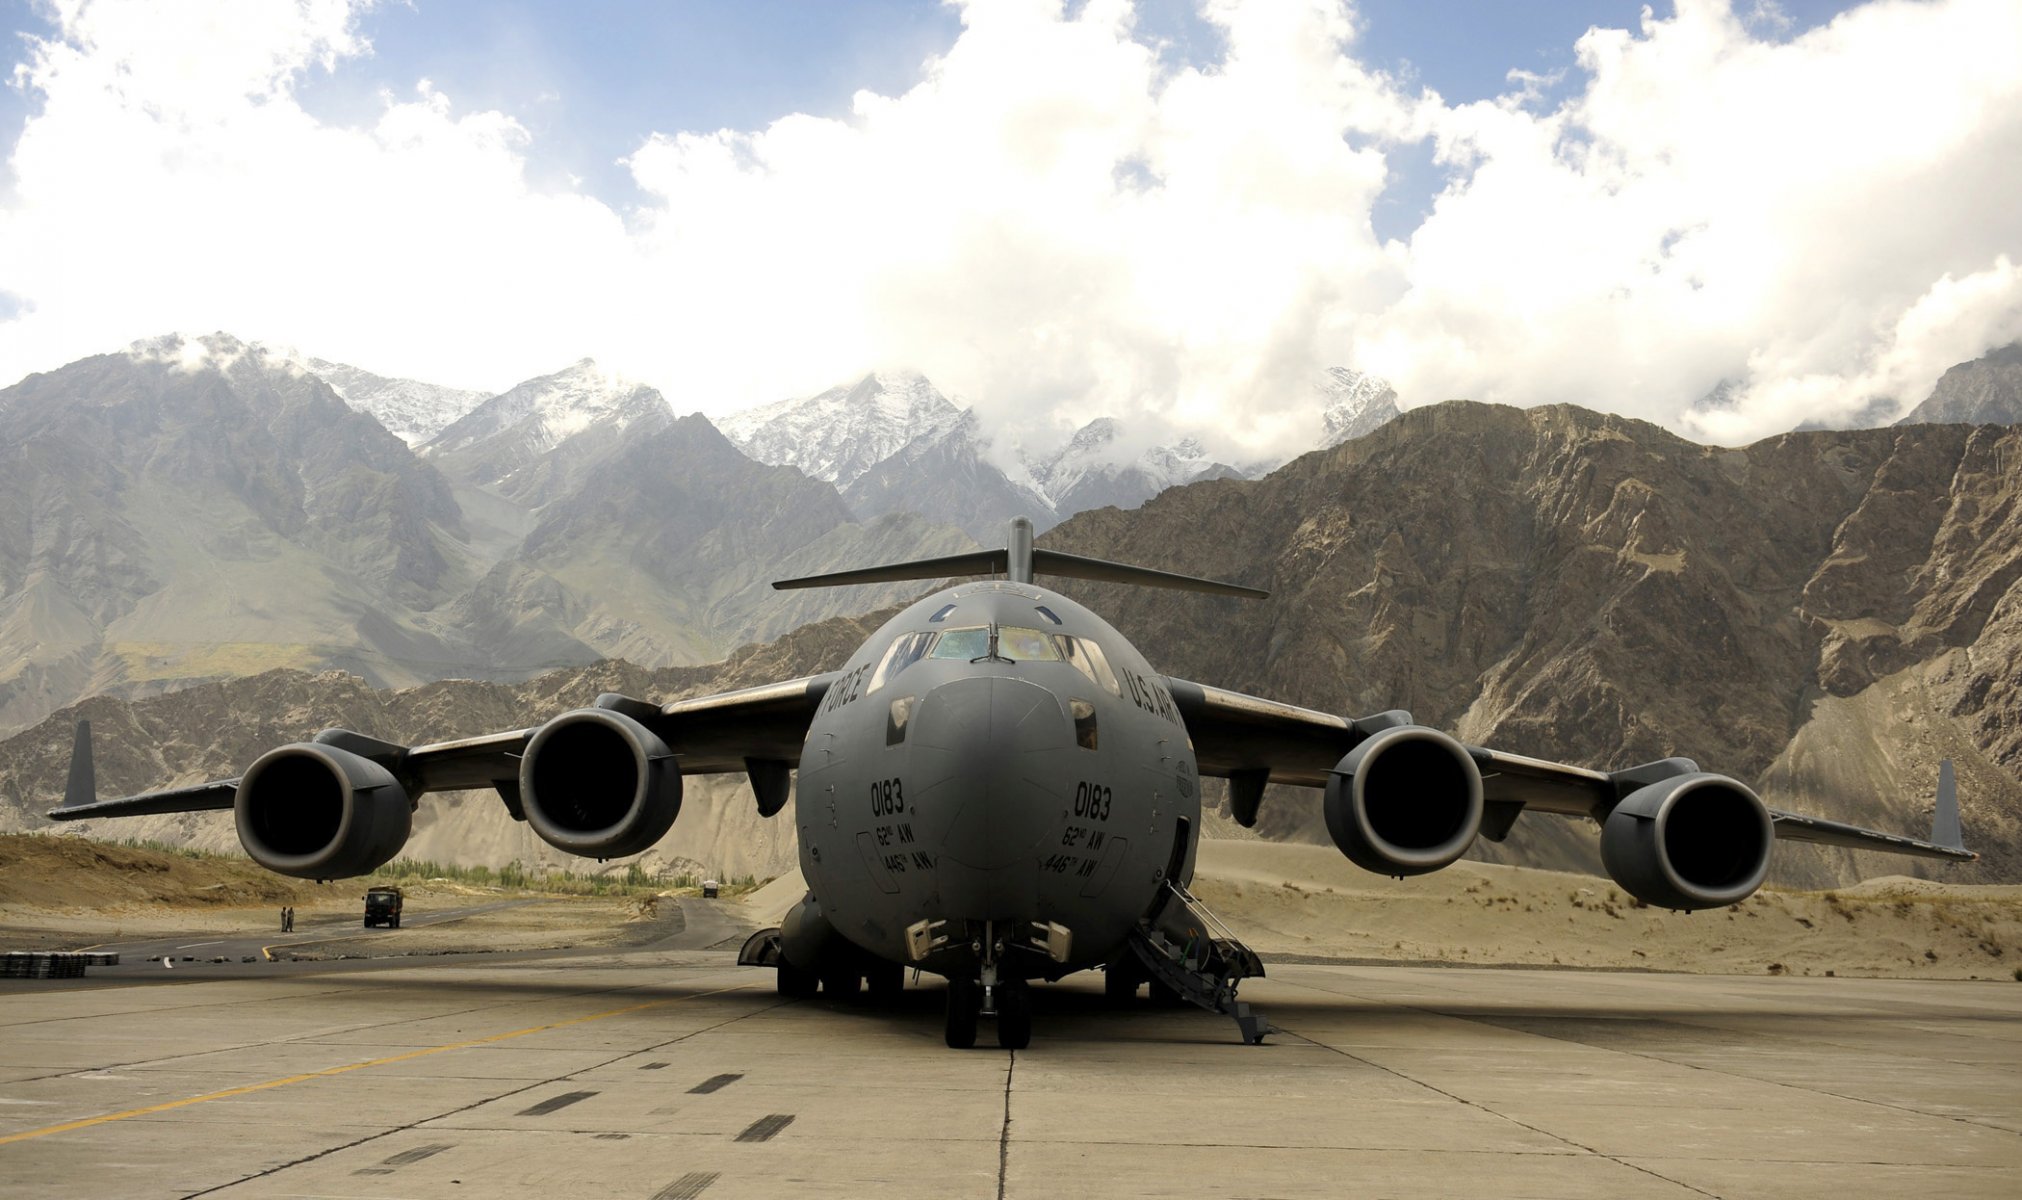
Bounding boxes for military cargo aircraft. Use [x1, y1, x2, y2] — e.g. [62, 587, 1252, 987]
[51, 518, 1972, 1049]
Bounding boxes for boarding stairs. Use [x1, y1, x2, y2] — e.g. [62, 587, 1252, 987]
[1127, 879, 1273, 1045]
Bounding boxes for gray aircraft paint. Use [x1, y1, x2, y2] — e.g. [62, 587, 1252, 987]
[794, 580, 1192, 979]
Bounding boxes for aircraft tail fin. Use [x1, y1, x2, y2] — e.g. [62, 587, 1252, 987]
[1933, 759, 1963, 850]
[772, 518, 1267, 599]
[63, 720, 96, 811]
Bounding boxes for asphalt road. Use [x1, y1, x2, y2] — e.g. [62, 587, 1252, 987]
[3, 943, 2018, 1199]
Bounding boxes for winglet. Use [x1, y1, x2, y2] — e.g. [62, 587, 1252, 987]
[63, 720, 96, 812]
[1933, 759, 1963, 850]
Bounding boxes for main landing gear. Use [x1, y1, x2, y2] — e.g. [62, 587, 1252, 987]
[945, 975, 1031, 1049]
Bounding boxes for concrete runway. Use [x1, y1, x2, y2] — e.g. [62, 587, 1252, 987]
[2, 941, 2018, 1199]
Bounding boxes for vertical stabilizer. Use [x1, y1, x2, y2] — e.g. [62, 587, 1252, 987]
[1933, 759, 1962, 850]
[1007, 517, 1034, 584]
[64, 721, 96, 810]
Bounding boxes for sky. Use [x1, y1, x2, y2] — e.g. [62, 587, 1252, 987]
[1, 0, 2017, 459]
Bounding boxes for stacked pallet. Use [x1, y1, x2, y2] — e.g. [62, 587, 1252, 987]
[1, 951, 112, 978]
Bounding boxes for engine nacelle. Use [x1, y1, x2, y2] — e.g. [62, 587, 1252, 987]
[234, 744, 413, 880]
[520, 708, 681, 858]
[1600, 773, 1773, 910]
[1324, 725, 1485, 876]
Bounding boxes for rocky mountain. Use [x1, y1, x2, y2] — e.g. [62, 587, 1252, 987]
[1022, 418, 1243, 515]
[0, 333, 478, 735]
[423, 359, 677, 510]
[0, 612, 889, 881]
[450, 414, 973, 668]
[1043, 402, 2022, 888]
[717, 371, 966, 489]
[0, 339, 980, 737]
[5, 400, 2014, 893]
[1897, 343, 2022, 426]
[298, 358, 488, 446]
[841, 410, 1059, 542]
[1318, 366, 1402, 446]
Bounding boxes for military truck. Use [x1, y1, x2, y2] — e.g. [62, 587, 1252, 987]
[363, 886, 403, 928]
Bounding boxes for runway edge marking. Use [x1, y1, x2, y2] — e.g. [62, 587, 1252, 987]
[0, 982, 751, 1147]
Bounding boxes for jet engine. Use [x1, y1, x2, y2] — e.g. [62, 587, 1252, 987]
[1324, 725, 1484, 876]
[519, 708, 681, 858]
[234, 744, 413, 880]
[1600, 773, 1773, 910]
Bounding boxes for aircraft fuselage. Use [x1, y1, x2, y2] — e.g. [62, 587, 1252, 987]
[792, 580, 1200, 983]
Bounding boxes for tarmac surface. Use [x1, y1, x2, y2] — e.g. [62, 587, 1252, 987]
[2, 917, 2019, 1199]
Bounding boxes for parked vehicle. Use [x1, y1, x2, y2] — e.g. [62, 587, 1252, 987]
[702, 879, 720, 899]
[364, 886, 404, 928]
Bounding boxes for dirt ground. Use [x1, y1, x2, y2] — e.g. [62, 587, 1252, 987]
[0, 834, 671, 956]
[5, 834, 2020, 980]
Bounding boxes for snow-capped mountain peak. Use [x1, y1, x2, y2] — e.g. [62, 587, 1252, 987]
[425, 359, 669, 458]
[1024, 418, 1243, 513]
[717, 370, 967, 488]
[1318, 367, 1401, 446]
[300, 358, 489, 447]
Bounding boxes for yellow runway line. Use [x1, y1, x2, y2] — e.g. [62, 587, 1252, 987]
[0, 983, 749, 1147]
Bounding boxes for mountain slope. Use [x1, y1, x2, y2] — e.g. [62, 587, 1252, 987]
[1043, 402, 2022, 887]
[1897, 343, 2022, 426]
[718, 371, 967, 489]
[3, 402, 2015, 890]
[424, 359, 676, 509]
[0, 333, 476, 734]
[301, 358, 489, 446]
[842, 411, 1058, 542]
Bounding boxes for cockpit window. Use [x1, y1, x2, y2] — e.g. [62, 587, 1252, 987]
[1056, 634, 1122, 696]
[997, 626, 1060, 661]
[930, 626, 991, 660]
[928, 603, 957, 623]
[870, 631, 935, 692]
[1033, 605, 1063, 625]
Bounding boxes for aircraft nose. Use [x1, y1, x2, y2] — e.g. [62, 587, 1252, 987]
[908, 675, 1071, 875]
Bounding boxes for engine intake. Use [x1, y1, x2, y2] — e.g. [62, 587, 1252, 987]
[234, 744, 412, 880]
[1600, 773, 1773, 910]
[520, 708, 681, 858]
[1324, 725, 1484, 876]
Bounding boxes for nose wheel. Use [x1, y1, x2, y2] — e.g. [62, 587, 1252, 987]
[943, 977, 1032, 1049]
[994, 980, 1031, 1050]
[945, 979, 979, 1048]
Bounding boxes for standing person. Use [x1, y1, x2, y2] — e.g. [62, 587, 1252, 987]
[280, 906, 288, 932]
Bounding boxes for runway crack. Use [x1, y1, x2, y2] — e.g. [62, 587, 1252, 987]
[997, 1050, 1016, 1200]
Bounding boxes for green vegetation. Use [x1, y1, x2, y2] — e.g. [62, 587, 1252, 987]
[112, 837, 235, 863]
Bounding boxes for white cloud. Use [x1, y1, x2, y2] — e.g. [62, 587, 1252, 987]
[1, 0, 2018, 456]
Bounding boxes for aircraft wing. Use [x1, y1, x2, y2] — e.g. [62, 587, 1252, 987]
[1163, 676, 1974, 861]
[47, 674, 839, 822]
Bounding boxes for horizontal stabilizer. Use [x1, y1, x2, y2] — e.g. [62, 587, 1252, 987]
[772, 549, 1009, 590]
[1030, 549, 1267, 599]
[772, 518, 1266, 599]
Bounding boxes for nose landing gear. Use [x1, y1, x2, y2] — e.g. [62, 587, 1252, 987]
[943, 976, 1031, 1049]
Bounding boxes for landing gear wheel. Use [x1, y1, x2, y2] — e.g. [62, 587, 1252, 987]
[995, 980, 1032, 1050]
[866, 961, 905, 1003]
[821, 965, 861, 1001]
[777, 959, 819, 998]
[1104, 960, 1140, 1005]
[944, 979, 979, 1049]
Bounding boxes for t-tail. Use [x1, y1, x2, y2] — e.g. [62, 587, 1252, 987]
[771, 517, 1268, 599]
